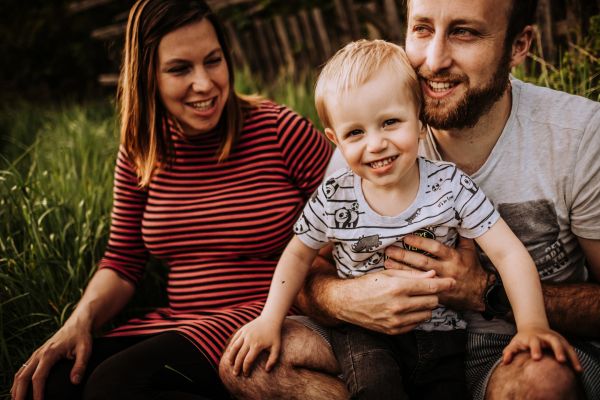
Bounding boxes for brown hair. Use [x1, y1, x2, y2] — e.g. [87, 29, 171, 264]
[315, 39, 422, 130]
[118, 0, 259, 187]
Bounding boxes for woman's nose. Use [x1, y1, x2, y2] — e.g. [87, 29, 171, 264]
[191, 68, 213, 92]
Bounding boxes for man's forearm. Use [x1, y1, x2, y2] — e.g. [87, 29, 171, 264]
[543, 282, 600, 338]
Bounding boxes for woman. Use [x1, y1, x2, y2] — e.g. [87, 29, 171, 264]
[11, 1, 331, 399]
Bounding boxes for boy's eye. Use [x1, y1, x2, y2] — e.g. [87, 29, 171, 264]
[345, 129, 363, 138]
[383, 119, 400, 127]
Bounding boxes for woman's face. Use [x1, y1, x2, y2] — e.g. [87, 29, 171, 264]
[156, 18, 230, 137]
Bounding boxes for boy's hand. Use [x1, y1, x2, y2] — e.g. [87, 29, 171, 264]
[227, 316, 281, 377]
[502, 327, 582, 372]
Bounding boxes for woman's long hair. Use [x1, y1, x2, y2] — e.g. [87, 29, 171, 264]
[118, 0, 259, 187]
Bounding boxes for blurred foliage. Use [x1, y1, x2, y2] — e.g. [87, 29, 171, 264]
[0, 0, 121, 101]
[515, 14, 600, 101]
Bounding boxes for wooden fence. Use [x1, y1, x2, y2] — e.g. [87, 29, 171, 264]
[68, 0, 600, 85]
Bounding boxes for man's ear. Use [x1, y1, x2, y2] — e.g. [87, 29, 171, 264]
[509, 25, 534, 68]
[324, 128, 339, 145]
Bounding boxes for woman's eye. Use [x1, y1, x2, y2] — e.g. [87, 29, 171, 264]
[206, 57, 222, 66]
[167, 65, 189, 74]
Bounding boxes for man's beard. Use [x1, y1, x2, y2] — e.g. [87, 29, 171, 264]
[419, 51, 512, 130]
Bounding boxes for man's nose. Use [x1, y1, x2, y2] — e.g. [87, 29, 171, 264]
[425, 34, 452, 73]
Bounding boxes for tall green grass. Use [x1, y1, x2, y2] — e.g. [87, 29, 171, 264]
[0, 101, 118, 394]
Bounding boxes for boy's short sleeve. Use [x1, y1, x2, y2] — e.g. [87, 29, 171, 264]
[454, 170, 501, 238]
[293, 181, 331, 249]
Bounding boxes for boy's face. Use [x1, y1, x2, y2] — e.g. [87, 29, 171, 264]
[325, 67, 422, 190]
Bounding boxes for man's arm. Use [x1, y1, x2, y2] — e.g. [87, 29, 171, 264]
[295, 244, 457, 335]
[385, 235, 600, 339]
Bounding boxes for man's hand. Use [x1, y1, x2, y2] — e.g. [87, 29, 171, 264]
[385, 235, 487, 312]
[334, 269, 456, 335]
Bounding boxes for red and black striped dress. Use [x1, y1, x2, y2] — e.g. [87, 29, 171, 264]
[98, 101, 332, 367]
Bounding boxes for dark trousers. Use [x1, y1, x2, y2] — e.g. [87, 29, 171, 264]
[29, 331, 229, 400]
[331, 325, 468, 400]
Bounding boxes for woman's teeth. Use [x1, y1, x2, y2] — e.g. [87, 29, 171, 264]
[189, 99, 214, 110]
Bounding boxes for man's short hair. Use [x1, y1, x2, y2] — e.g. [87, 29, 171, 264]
[505, 0, 539, 48]
[315, 39, 422, 130]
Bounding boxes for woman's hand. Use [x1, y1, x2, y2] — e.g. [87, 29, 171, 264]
[502, 326, 582, 372]
[11, 315, 93, 400]
[385, 235, 488, 312]
[227, 316, 282, 377]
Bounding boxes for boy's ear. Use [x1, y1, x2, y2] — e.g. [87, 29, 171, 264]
[418, 120, 426, 139]
[324, 128, 339, 145]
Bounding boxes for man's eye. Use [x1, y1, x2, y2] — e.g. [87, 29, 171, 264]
[412, 25, 431, 36]
[383, 119, 400, 127]
[453, 28, 476, 38]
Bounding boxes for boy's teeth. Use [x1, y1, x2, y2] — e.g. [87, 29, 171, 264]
[189, 99, 214, 110]
[369, 156, 396, 168]
[428, 81, 456, 92]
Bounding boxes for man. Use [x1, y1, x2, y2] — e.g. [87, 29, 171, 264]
[219, 0, 600, 398]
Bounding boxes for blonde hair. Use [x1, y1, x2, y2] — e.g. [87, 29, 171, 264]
[118, 0, 260, 187]
[315, 39, 421, 130]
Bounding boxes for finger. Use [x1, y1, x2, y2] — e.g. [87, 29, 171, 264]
[70, 341, 91, 385]
[546, 336, 566, 363]
[227, 335, 244, 367]
[404, 277, 455, 295]
[564, 341, 582, 372]
[529, 337, 542, 361]
[243, 347, 261, 377]
[456, 236, 477, 251]
[385, 310, 433, 335]
[402, 235, 452, 259]
[265, 342, 281, 372]
[233, 342, 250, 377]
[502, 345, 517, 364]
[385, 246, 435, 272]
[32, 352, 60, 400]
[12, 358, 39, 400]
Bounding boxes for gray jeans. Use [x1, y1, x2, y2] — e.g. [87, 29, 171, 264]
[330, 324, 468, 400]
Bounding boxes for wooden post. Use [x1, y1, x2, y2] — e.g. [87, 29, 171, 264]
[312, 7, 332, 60]
[536, 0, 555, 61]
[382, 0, 403, 43]
[343, 0, 361, 40]
[274, 15, 296, 75]
[224, 21, 247, 71]
[298, 9, 320, 66]
[253, 19, 275, 82]
[333, 0, 352, 44]
[363, 2, 383, 39]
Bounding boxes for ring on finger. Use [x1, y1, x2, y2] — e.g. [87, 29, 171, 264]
[21, 363, 28, 368]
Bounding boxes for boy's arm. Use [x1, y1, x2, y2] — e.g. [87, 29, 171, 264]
[475, 218, 548, 330]
[261, 236, 319, 325]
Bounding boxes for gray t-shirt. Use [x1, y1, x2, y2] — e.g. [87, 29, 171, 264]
[419, 78, 600, 334]
[295, 157, 500, 331]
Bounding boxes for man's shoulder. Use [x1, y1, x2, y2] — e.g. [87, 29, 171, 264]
[513, 78, 600, 132]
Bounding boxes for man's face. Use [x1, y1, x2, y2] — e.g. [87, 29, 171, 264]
[405, 0, 513, 130]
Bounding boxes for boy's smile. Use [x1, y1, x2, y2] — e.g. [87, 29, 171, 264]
[324, 65, 422, 194]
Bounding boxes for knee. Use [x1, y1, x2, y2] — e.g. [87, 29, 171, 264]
[82, 362, 132, 400]
[487, 354, 581, 400]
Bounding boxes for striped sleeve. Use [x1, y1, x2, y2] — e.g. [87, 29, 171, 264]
[454, 169, 500, 239]
[97, 147, 149, 284]
[275, 106, 333, 199]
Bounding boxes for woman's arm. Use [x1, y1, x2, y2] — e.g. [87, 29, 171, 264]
[11, 269, 135, 400]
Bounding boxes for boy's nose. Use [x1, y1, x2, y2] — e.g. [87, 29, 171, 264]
[367, 133, 387, 152]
